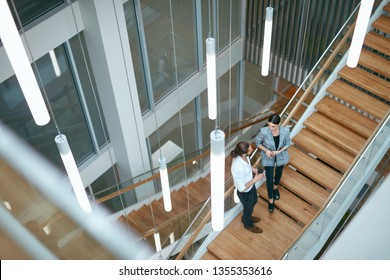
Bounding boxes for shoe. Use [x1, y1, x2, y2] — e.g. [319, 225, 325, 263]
[268, 202, 274, 213]
[241, 216, 261, 223]
[244, 225, 263, 233]
[273, 189, 280, 200]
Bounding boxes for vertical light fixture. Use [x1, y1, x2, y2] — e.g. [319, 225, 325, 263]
[55, 134, 92, 213]
[206, 37, 217, 120]
[49, 50, 62, 77]
[347, 0, 375, 68]
[158, 156, 172, 212]
[210, 129, 225, 231]
[0, 0, 50, 126]
[261, 7, 273, 76]
[154, 232, 162, 253]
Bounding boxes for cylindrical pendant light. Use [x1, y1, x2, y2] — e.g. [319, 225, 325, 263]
[206, 37, 217, 120]
[261, 7, 273, 76]
[49, 50, 61, 77]
[55, 134, 92, 213]
[0, 0, 50, 126]
[210, 129, 225, 231]
[347, 0, 375, 68]
[159, 156, 172, 212]
[154, 232, 162, 252]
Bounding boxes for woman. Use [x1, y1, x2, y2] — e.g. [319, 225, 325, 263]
[256, 114, 291, 213]
[230, 141, 265, 233]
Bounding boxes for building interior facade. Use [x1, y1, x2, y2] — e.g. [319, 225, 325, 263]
[0, 0, 389, 260]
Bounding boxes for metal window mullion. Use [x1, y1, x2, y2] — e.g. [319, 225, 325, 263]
[195, 0, 203, 70]
[65, 41, 100, 154]
[134, 0, 155, 110]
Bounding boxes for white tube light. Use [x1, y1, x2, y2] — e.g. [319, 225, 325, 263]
[206, 37, 217, 120]
[210, 129, 225, 231]
[159, 156, 172, 212]
[347, 0, 375, 68]
[154, 232, 162, 252]
[49, 50, 61, 77]
[261, 7, 273, 76]
[55, 134, 92, 213]
[0, 0, 50, 126]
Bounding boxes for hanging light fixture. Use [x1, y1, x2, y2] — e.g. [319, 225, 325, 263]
[206, 37, 217, 120]
[49, 50, 62, 77]
[347, 0, 375, 68]
[261, 7, 273, 76]
[0, 0, 50, 126]
[55, 134, 92, 213]
[210, 129, 225, 231]
[158, 156, 172, 212]
[153, 232, 162, 253]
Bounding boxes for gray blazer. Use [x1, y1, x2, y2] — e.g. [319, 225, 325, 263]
[255, 126, 291, 167]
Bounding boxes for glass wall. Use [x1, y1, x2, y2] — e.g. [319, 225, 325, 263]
[0, 35, 108, 171]
[8, 0, 64, 28]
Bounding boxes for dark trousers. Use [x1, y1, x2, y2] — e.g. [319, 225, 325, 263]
[237, 185, 258, 228]
[264, 165, 285, 199]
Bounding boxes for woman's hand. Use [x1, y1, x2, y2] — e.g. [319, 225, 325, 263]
[266, 149, 273, 158]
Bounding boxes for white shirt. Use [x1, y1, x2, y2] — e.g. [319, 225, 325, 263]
[231, 156, 253, 193]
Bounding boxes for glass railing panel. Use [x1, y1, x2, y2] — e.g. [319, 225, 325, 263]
[281, 6, 358, 128]
[284, 114, 390, 259]
[0, 123, 151, 260]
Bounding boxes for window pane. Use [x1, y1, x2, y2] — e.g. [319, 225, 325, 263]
[69, 33, 109, 148]
[124, 0, 150, 113]
[8, 0, 64, 28]
[141, 0, 198, 103]
[0, 45, 94, 170]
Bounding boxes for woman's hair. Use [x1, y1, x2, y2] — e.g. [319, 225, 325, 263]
[230, 141, 250, 158]
[268, 114, 281, 125]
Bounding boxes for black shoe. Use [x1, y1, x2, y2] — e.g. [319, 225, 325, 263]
[274, 189, 280, 200]
[268, 202, 274, 213]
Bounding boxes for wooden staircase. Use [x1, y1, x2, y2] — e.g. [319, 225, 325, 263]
[201, 3, 390, 260]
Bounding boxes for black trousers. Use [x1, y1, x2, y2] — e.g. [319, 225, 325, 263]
[264, 165, 285, 199]
[237, 185, 258, 228]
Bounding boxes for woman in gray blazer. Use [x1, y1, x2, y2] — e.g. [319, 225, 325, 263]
[255, 114, 291, 213]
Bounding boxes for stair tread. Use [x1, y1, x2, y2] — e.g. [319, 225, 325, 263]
[339, 66, 390, 101]
[258, 184, 317, 225]
[359, 48, 390, 78]
[281, 166, 330, 208]
[288, 146, 342, 190]
[293, 128, 355, 173]
[364, 31, 390, 56]
[372, 15, 390, 34]
[316, 96, 378, 138]
[327, 80, 388, 119]
[385, 2, 390, 13]
[304, 112, 367, 155]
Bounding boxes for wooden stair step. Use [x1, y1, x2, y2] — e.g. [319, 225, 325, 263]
[364, 31, 390, 56]
[151, 199, 175, 226]
[339, 66, 390, 101]
[281, 166, 330, 208]
[293, 128, 355, 173]
[372, 15, 390, 34]
[207, 230, 264, 259]
[304, 112, 367, 155]
[171, 189, 190, 215]
[316, 96, 378, 138]
[125, 211, 153, 235]
[327, 80, 388, 119]
[385, 2, 390, 13]
[200, 251, 220, 260]
[135, 205, 156, 228]
[258, 183, 317, 225]
[288, 146, 342, 190]
[187, 183, 209, 207]
[359, 48, 390, 78]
